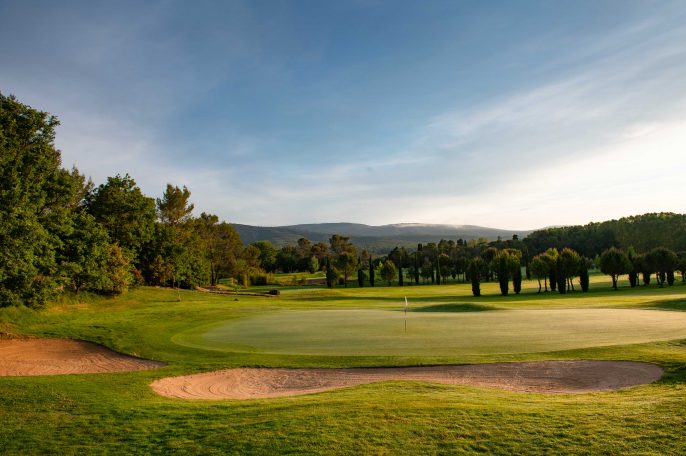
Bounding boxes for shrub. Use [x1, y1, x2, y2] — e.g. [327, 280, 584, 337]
[249, 272, 275, 286]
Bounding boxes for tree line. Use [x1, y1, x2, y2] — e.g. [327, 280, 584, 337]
[0, 93, 257, 307]
[2, 93, 685, 307]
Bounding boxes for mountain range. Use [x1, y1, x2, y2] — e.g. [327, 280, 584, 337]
[232, 222, 533, 254]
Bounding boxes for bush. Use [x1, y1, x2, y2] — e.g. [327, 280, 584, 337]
[268, 289, 280, 295]
[249, 271, 275, 286]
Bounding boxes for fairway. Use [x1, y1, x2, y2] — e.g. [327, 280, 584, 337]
[175, 308, 686, 356]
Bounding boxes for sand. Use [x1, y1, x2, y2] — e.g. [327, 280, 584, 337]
[0, 338, 165, 376]
[150, 360, 663, 400]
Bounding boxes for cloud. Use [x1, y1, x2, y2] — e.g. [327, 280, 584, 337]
[2, 1, 686, 228]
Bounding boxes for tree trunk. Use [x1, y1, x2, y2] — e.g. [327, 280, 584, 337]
[537, 279, 541, 293]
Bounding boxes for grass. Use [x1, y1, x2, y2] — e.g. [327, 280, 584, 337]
[1, 276, 686, 454]
[181, 308, 686, 356]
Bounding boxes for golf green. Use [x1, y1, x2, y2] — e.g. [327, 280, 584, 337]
[174, 308, 686, 356]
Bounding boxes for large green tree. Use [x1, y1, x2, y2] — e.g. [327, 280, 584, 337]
[86, 174, 156, 263]
[157, 184, 194, 226]
[0, 93, 91, 306]
[190, 213, 243, 285]
[58, 211, 111, 293]
[529, 254, 549, 292]
[330, 235, 357, 287]
[645, 247, 678, 287]
[599, 247, 631, 290]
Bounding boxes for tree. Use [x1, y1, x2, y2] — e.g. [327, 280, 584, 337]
[295, 238, 313, 271]
[190, 213, 243, 285]
[556, 257, 567, 294]
[252, 241, 277, 272]
[529, 255, 549, 293]
[494, 251, 510, 296]
[0, 93, 91, 307]
[276, 245, 298, 273]
[336, 251, 356, 287]
[310, 242, 329, 266]
[626, 247, 640, 288]
[388, 247, 407, 286]
[58, 211, 110, 293]
[677, 252, 686, 283]
[380, 260, 397, 286]
[468, 258, 483, 297]
[308, 256, 319, 274]
[325, 257, 336, 288]
[599, 248, 631, 290]
[645, 247, 677, 287]
[357, 266, 366, 287]
[369, 256, 375, 287]
[157, 184, 194, 225]
[558, 248, 581, 292]
[544, 248, 559, 292]
[86, 174, 156, 262]
[100, 244, 132, 295]
[330, 235, 357, 287]
[579, 260, 590, 292]
[513, 266, 522, 294]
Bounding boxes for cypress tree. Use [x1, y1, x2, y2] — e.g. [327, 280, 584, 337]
[556, 260, 566, 294]
[497, 254, 509, 296]
[357, 265, 364, 287]
[369, 257, 375, 287]
[579, 262, 590, 292]
[513, 266, 522, 294]
[469, 259, 481, 297]
[435, 254, 440, 285]
[415, 244, 422, 285]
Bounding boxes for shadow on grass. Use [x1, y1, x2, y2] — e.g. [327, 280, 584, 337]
[638, 297, 686, 312]
[410, 303, 496, 313]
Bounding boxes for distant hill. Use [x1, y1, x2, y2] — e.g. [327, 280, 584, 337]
[232, 222, 532, 254]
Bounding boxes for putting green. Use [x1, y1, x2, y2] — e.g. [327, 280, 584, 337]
[173, 308, 686, 356]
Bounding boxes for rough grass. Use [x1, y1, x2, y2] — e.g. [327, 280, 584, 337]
[1, 276, 686, 454]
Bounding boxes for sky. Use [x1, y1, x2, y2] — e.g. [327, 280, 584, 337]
[1, 0, 686, 229]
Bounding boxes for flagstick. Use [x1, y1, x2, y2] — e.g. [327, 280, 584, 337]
[404, 296, 408, 333]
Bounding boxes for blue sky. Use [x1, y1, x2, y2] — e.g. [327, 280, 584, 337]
[2, 0, 686, 229]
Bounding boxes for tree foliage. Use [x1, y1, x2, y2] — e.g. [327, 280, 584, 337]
[599, 248, 631, 290]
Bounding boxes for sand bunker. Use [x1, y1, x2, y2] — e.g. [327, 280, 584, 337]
[151, 360, 663, 400]
[0, 338, 165, 376]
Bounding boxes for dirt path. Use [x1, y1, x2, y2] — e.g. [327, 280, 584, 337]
[150, 360, 663, 400]
[0, 339, 165, 376]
